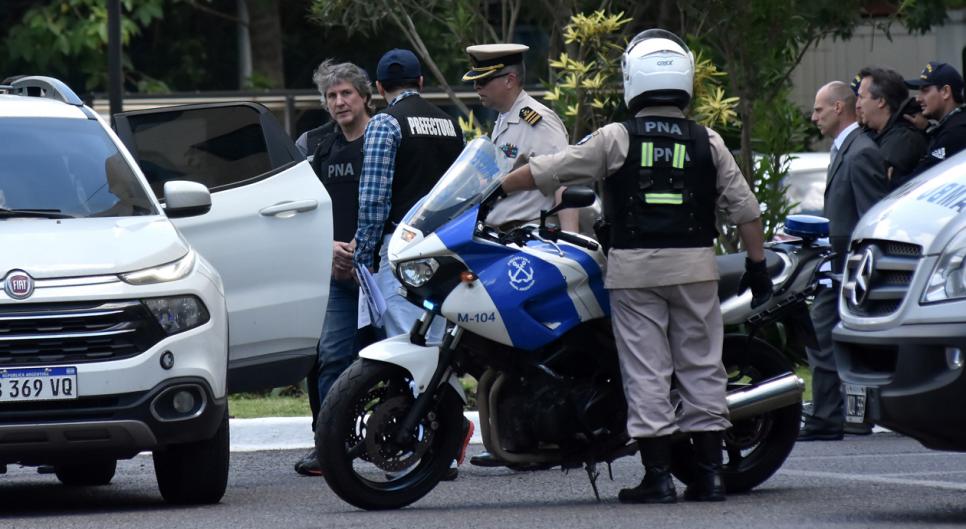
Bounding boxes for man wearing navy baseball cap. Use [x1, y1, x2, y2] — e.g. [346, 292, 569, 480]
[352, 48, 470, 480]
[905, 61, 966, 176]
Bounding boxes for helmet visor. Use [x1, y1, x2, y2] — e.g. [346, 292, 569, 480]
[627, 29, 691, 57]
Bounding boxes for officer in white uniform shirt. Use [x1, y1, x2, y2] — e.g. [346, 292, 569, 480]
[462, 43, 578, 232]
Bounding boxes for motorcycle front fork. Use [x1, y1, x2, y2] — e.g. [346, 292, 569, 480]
[394, 310, 464, 445]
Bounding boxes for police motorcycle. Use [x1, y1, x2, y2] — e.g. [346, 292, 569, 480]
[316, 138, 831, 510]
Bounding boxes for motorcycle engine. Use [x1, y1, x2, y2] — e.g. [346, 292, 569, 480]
[494, 373, 625, 452]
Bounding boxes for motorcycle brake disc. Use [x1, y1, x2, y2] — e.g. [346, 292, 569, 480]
[364, 395, 436, 472]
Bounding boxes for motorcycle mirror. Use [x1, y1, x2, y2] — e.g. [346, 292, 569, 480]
[541, 186, 597, 226]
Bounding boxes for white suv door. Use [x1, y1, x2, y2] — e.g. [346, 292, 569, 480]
[114, 103, 331, 392]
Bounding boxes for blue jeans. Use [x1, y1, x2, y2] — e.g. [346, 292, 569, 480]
[309, 278, 382, 431]
[376, 234, 445, 342]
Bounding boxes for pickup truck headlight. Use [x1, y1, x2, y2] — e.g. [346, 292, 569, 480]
[143, 296, 210, 335]
[923, 230, 966, 303]
[398, 258, 439, 288]
[120, 251, 196, 285]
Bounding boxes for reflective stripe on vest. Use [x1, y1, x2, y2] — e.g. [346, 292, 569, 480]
[641, 142, 655, 167]
[673, 143, 686, 169]
[644, 192, 683, 205]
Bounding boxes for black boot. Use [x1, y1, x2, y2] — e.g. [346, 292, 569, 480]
[618, 436, 677, 504]
[683, 431, 726, 502]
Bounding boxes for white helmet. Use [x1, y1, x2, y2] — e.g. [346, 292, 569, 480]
[622, 29, 694, 112]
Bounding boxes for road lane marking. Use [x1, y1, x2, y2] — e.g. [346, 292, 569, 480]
[780, 469, 966, 491]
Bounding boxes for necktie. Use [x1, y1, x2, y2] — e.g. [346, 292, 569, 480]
[829, 144, 839, 167]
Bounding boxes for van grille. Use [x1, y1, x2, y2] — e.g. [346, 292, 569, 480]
[0, 301, 165, 366]
[843, 240, 922, 317]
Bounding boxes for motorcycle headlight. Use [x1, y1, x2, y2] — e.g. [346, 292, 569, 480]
[398, 258, 439, 288]
[923, 230, 966, 303]
[143, 296, 210, 335]
[120, 251, 196, 285]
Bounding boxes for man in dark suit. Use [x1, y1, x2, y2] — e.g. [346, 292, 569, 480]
[800, 81, 889, 441]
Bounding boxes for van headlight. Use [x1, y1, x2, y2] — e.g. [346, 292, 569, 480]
[398, 258, 439, 288]
[143, 296, 210, 335]
[120, 251, 196, 285]
[923, 230, 966, 303]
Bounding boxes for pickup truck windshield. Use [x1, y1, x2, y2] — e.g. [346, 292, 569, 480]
[0, 118, 156, 218]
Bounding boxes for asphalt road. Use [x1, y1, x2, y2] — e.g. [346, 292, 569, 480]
[2, 433, 966, 529]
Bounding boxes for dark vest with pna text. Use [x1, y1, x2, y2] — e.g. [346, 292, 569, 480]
[311, 131, 364, 242]
[383, 94, 464, 233]
[604, 116, 718, 249]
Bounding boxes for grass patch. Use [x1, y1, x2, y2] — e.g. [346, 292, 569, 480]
[228, 393, 310, 419]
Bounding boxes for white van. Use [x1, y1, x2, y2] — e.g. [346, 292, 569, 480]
[833, 150, 966, 451]
[0, 77, 331, 503]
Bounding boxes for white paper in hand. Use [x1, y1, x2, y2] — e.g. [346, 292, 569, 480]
[356, 265, 386, 328]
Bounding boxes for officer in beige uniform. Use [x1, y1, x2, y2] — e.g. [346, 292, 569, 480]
[501, 29, 773, 504]
[462, 43, 579, 232]
[463, 43, 578, 467]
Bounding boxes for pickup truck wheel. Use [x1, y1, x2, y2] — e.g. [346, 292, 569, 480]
[153, 410, 230, 505]
[54, 459, 117, 486]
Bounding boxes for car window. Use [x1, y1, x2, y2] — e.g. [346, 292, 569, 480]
[0, 117, 156, 217]
[121, 106, 291, 198]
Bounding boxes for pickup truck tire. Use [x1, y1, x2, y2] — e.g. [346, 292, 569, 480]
[153, 410, 230, 504]
[54, 459, 117, 486]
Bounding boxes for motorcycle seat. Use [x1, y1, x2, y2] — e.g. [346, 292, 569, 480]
[716, 249, 784, 302]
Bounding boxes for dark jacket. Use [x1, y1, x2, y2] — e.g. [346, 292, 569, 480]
[824, 126, 889, 270]
[874, 98, 928, 189]
[911, 106, 966, 177]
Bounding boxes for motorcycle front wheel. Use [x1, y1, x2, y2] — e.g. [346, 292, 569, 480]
[671, 334, 802, 493]
[316, 358, 464, 510]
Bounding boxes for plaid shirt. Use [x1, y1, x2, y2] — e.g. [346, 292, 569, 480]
[353, 90, 419, 269]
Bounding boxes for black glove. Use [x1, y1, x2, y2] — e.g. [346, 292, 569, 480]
[738, 257, 773, 309]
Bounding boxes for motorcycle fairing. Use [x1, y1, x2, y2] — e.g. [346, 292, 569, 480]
[357, 333, 467, 401]
[429, 204, 608, 351]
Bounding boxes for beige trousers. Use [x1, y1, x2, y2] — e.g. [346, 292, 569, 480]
[610, 281, 731, 438]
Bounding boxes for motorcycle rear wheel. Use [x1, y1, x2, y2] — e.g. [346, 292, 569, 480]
[670, 335, 801, 493]
[316, 359, 464, 510]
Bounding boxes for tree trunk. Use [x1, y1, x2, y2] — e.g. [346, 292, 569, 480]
[246, 0, 285, 88]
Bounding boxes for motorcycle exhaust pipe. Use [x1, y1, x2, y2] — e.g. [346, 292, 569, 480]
[727, 373, 804, 422]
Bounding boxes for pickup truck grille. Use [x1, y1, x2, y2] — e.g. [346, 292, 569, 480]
[843, 240, 922, 317]
[0, 301, 165, 366]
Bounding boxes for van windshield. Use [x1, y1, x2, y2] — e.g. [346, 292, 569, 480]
[0, 118, 156, 218]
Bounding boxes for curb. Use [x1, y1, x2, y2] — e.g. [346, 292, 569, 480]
[229, 411, 483, 452]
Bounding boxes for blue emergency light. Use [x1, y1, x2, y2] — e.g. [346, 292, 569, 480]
[783, 214, 830, 241]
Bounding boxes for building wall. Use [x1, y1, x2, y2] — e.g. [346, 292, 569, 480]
[791, 8, 966, 109]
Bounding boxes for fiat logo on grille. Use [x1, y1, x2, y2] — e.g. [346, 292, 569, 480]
[4, 270, 34, 300]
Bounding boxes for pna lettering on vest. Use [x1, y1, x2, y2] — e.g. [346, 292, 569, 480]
[328, 162, 355, 179]
[644, 120, 683, 136]
[917, 182, 966, 212]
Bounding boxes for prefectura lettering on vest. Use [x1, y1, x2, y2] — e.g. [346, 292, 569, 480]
[407, 117, 458, 137]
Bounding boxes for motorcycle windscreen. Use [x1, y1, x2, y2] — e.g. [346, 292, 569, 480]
[402, 137, 510, 236]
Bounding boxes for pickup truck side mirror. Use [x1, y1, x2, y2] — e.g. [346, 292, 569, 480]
[164, 181, 212, 218]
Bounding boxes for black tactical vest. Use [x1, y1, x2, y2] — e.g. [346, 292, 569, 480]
[383, 94, 464, 233]
[312, 132, 363, 242]
[604, 116, 718, 249]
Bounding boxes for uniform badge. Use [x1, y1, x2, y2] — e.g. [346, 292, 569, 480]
[519, 106, 542, 126]
[499, 143, 519, 158]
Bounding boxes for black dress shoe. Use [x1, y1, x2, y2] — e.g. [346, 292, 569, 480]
[469, 451, 505, 467]
[844, 422, 873, 435]
[440, 465, 459, 481]
[797, 427, 843, 442]
[294, 448, 322, 476]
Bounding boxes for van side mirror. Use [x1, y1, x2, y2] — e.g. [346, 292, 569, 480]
[164, 181, 212, 218]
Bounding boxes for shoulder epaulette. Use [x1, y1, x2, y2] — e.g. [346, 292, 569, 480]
[519, 106, 542, 126]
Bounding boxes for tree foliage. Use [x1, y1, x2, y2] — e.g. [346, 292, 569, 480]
[5, 0, 166, 91]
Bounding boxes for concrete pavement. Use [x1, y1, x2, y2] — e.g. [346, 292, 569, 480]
[229, 411, 484, 452]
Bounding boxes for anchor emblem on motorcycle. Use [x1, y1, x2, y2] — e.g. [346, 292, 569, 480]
[507, 256, 535, 291]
